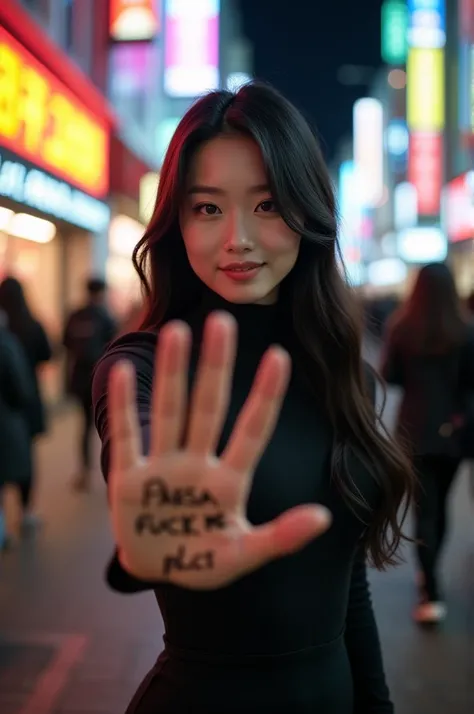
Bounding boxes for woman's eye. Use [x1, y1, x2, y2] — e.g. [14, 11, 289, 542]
[256, 200, 277, 213]
[194, 203, 221, 216]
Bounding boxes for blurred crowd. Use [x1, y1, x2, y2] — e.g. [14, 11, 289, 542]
[0, 274, 134, 547]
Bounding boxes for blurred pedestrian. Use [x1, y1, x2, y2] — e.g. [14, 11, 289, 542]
[0, 307, 35, 548]
[63, 277, 117, 490]
[0, 276, 53, 530]
[92, 82, 414, 714]
[466, 291, 474, 316]
[381, 263, 474, 625]
[466, 291, 474, 499]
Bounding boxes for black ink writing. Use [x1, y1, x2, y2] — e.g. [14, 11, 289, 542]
[135, 513, 199, 536]
[134, 512, 226, 536]
[142, 478, 219, 508]
[204, 513, 226, 531]
[163, 545, 214, 576]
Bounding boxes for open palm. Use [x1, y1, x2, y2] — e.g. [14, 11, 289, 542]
[107, 311, 331, 589]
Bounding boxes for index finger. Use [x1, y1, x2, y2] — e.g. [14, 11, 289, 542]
[108, 360, 141, 474]
[221, 347, 291, 480]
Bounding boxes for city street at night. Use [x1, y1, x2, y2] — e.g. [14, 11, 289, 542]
[0, 397, 473, 714]
[0, 0, 473, 712]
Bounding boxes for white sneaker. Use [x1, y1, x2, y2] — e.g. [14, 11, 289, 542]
[413, 601, 447, 625]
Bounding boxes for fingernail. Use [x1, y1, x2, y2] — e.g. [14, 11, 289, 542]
[315, 506, 332, 524]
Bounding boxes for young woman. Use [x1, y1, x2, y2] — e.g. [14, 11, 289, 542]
[93, 82, 414, 714]
[382, 263, 474, 625]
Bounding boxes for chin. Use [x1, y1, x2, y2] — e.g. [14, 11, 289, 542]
[215, 281, 277, 306]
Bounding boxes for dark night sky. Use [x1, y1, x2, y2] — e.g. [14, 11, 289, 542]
[239, 0, 384, 162]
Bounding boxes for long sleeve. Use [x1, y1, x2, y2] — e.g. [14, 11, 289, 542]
[92, 331, 158, 594]
[344, 552, 394, 713]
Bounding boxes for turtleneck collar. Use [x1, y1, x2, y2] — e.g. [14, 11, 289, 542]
[184, 286, 284, 355]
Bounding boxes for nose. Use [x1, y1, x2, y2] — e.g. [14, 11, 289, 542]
[224, 213, 253, 253]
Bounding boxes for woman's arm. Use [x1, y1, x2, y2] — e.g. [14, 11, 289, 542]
[344, 551, 394, 713]
[92, 332, 158, 594]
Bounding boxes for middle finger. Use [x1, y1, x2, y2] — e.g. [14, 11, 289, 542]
[186, 311, 237, 454]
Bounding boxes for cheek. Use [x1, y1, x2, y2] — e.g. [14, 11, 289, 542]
[182, 224, 219, 265]
[262, 227, 301, 261]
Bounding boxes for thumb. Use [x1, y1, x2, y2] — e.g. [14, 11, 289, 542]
[241, 504, 332, 574]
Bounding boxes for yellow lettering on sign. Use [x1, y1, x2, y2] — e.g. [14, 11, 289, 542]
[0, 31, 108, 196]
[19, 67, 49, 154]
[0, 43, 20, 140]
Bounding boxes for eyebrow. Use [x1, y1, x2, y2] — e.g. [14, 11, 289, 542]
[187, 184, 270, 195]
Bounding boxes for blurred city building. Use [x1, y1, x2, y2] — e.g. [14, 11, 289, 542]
[334, 0, 474, 302]
[0, 0, 253, 403]
[0, 0, 114, 402]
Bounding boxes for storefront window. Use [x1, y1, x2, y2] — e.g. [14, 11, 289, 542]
[106, 215, 144, 323]
[0, 213, 62, 403]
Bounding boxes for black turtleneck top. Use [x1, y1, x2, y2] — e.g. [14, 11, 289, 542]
[92, 290, 394, 714]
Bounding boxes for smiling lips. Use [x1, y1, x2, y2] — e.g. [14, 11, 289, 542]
[218, 262, 265, 282]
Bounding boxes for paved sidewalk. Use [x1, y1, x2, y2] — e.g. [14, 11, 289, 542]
[0, 404, 473, 713]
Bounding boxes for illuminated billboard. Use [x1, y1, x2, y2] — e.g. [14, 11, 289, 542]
[0, 26, 109, 198]
[408, 131, 443, 215]
[397, 225, 447, 263]
[407, 47, 444, 131]
[353, 98, 384, 208]
[164, 0, 220, 98]
[394, 181, 418, 230]
[471, 45, 474, 132]
[109, 0, 160, 42]
[337, 160, 365, 286]
[407, 0, 446, 49]
[381, 0, 408, 65]
[444, 171, 474, 242]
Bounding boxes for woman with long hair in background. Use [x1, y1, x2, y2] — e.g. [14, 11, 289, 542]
[0, 276, 52, 528]
[93, 82, 414, 713]
[382, 263, 474, 625]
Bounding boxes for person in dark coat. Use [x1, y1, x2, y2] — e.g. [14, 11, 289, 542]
[0, 309, 35, 547]
[63, 277, 117, 490]
[0, 276, 53, 525]
[381, 263, 474, 625]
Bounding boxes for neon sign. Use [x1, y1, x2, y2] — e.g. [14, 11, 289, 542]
[0, 27, 109, 198]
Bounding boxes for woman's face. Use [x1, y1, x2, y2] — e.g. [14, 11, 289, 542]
[180, 134, 301, 305]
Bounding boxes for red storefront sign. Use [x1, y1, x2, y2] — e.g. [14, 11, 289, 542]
[408, 131, 443, 216]
[0, 25, 110, 198]
[445, 171, 474, 242]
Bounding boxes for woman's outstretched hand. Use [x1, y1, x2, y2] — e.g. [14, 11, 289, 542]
[107, 311, 331, 589]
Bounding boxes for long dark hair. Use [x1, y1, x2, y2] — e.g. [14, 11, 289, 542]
[393, 263, 466, 354]
[0, 276, 36, 337]
[133, 81, 414, 569]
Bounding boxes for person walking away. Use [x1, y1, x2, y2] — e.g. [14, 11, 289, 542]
[0, 308, 35, 548]
[381, 263, 474, 625]
[63, 277, 117, 490]
[0, 277, 53, 530]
